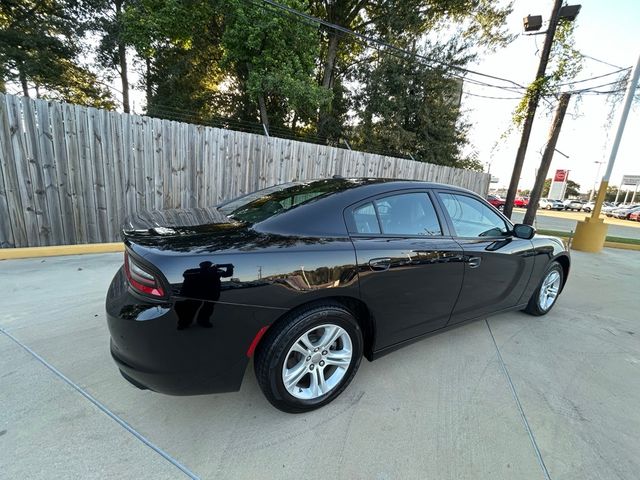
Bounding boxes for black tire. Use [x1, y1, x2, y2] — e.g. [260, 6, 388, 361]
[523, 261, 564, 316]
[254, 303, 363, 413]
[546, 205, 552, 210]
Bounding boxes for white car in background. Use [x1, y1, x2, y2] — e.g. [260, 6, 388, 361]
[539, 198, 564, 210]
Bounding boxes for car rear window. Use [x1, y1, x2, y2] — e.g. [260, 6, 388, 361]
[218, 180, 346, 224]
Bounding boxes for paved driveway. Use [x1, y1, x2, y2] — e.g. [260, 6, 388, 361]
[1, 249, 639, 479]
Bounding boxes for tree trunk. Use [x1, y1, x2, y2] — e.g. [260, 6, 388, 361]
[145, 57, 153, 106]
[115, 0, 130, 113]
[321, 33, 340, 89]
[119, 44, 130, 113]
[317, 33, 341, 141]
[19, 68, 29, 97]
[258, 94, 269, 131]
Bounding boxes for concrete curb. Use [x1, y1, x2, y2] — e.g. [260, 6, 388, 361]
[0, 243, 124, 260]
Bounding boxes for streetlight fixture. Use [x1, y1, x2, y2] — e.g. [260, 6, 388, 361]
[504, 1, 581, 218]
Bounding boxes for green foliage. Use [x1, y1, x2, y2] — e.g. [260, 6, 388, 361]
[0, 0, 114, 107]
[2, 0, 515, 171]
[512, 19, 583, 128]
[351, 41, 474, 167]
[122, 0, 224, 119]
[220, 0, 329, 128]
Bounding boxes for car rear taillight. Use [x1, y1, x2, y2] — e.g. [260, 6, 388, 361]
[124, 251, 165, 297]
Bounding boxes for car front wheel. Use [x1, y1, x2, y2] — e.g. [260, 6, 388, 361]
[254, 303, 363, 413]
[524, 262, 563, 316]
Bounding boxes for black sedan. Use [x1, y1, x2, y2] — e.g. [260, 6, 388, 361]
[106, 178, 570, 412]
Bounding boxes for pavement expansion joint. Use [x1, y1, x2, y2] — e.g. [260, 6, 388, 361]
[0, 325, 200, 480]
[485, 319, 552, 480]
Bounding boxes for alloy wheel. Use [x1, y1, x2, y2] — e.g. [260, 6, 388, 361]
[538, 270, 561, 311]
[282, 324, 352, 400]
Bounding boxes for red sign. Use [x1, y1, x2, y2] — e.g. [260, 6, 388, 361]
[554, 169, 568, 182]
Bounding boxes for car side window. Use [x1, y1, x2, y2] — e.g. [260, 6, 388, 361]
[352, 202, 380, 234]
[439, 193, 509, 237]
[372, 192, 442, 236]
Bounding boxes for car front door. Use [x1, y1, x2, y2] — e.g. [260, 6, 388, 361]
[434, 191, 536, 325]
[346, 190, 465, 349]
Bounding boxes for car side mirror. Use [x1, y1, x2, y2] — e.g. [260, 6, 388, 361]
[512, 223, 536, 240]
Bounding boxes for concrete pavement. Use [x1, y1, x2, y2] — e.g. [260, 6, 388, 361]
[1, 249, 639, 479]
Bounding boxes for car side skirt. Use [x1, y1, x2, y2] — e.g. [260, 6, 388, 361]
[369, 303, 529, 361]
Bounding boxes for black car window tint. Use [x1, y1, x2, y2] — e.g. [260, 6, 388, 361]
[220, 181, 338, 223]
[353, 202, 381, 234]
[439, 193, 508, 237]
[373, 193, 442, 236]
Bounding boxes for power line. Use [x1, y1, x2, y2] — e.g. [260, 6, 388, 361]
[555, 66, 630, 87]
[256, 0, 527, 91]
[463, 91, 522, 100]
[579, 53, 626, 70]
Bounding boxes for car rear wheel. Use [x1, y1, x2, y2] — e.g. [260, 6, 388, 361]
[254, 303, 363, 413]
[524, 262, 563, 316]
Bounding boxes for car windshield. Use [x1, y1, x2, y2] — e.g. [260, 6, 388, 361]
[218, 179, 356, 224]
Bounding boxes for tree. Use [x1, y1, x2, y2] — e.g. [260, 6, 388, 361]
[0, 0, 114, 108]
[220, 0, 329, 131]
[352, 42, 476, 167]
[565, 180, 581, 197]
[91, 0, 135, 112]
[309, 0, 514, 142]
[122, 0, 225, 119]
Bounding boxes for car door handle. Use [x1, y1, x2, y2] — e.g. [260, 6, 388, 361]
[467, 256, 481, 268]
[369, 257, 391, 271]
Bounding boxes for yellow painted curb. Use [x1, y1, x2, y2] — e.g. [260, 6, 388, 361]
[602, 241, 640, 251]
[0, 243, 124, 260]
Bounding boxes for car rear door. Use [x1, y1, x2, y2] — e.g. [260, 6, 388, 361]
[434, 190, 536, 325]
[346, 190, 465, 349]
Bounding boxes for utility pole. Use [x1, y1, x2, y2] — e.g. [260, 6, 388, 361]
[572, 53, 640, 252]
[523, 93, 571, 225]
[503, 0, 564, 219]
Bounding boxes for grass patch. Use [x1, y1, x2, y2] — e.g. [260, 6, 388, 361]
[537, 229, 640, 245]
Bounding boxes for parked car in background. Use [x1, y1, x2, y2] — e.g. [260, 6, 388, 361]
[106, 178, 570, 413]
[487, 194, 505, 210]
[613, 205, 640, 219]
[583, 201, 615, 213]
[539, 198, 564, 210]
[563, 199, 585, 211]
[514, 196, 529, 208]
[629, 209, 640, 221]
[602, 203, 621, 214]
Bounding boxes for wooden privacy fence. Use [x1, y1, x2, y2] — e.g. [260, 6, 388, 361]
[0, 93, 490, 248]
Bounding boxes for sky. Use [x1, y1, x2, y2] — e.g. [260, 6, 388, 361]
[461, 0, 640, 194]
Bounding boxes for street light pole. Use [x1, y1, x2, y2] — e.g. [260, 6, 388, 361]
[589, 161, 605, 201]
[503, 0, 564, 219]
[572, 53, 640, 252]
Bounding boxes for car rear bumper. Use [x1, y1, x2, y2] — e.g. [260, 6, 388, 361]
[106, 267, 277, 395]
